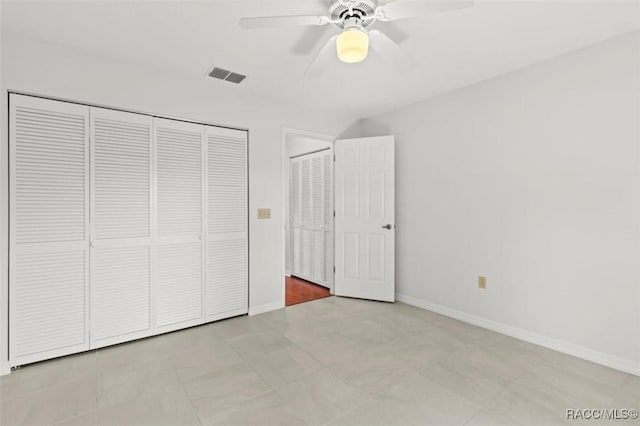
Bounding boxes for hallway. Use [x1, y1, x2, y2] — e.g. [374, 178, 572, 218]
[285, 276, 331, 306]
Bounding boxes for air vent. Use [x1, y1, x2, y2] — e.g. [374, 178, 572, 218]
[208, 67, 247, 84]
[209, 67, 230, 80]
[225, 73, 246, 84]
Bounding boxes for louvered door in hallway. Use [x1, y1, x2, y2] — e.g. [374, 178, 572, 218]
[290, 150, 333, 289]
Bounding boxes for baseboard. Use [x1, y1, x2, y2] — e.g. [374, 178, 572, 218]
[0, 362, 10, 376]
[396, 293, 640, 377]
[249, 301, 284, 316]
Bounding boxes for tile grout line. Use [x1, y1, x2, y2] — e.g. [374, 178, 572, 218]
[460, 407, 485, 426]
[158, 335, 206, 426]
[255, 301, 379, 426]
[214, 317, 308, 411]
[7, 351, 100, 426]
[189, 313, 315, 424]
[171, 366, 205, 426]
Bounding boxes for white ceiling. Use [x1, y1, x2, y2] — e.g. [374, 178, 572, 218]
[2, 0, 639, 117]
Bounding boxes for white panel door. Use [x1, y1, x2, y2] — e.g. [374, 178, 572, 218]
[155, 118, 205, 332]
[334, 136, 395, 302]
[90, 107, 153, 348]
[205, 126, 248, 321]
[9, 94, 90, 366]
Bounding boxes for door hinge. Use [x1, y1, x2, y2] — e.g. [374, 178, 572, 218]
[333, 155, 336, 162]
[333, 266, 336, 274]
[333, 210, 335, 217]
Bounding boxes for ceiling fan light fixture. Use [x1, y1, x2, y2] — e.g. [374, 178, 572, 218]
[336, 28, 369, 64]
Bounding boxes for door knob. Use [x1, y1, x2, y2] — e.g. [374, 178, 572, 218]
[381, 224, 392, 230]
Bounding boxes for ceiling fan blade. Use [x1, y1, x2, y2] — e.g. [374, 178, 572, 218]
[368, 30, 414, 71]
[239, 15, 331, 29]
[291, 25, 331, 55]
[305, 35, 338, 76]
[375, 20, 410, 45]
[376, 0, 475, 21]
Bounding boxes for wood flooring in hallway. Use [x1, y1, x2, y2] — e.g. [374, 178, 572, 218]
[285, 275, 331, 306]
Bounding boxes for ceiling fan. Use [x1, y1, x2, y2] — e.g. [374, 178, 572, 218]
[239, 0, 475, 74]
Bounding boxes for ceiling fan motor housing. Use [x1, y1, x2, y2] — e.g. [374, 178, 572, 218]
[329, 0, 378, 28]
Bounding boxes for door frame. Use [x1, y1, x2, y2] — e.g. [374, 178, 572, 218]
[281, 128, 335, 305]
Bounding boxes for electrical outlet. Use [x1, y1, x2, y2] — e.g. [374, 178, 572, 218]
[257, 208, 271, 220]
[478, 276, 487, 289]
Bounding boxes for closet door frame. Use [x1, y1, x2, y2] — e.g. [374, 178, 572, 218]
[8, 94, 90, 367]
[7, 92, 250, 368]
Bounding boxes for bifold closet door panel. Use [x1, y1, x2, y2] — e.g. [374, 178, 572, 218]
[323, 153, 334, 289]
[155, 118, 205, 331]
[300, 158, 312, 279]
[290, 161, 302, 276]
[289, 151, 333, 288]
[206, 126, 248, 320]
[311, 156, 325, 284]
[9, 94, 90, 366]
[291, 156, 312, 281]
[89, 108, 153, 348]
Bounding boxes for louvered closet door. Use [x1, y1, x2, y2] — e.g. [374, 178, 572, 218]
[291, 161, 302, 276]
[311, 156, 325, 284]
[89, 108, 153, 348]
[155, 118, 205, 332]
[206, 126, 248, 321]
[301, 158, 312, 278]
[322, 153, 334, 289]
[291, 156, 313, 282]
[9, 94, 90, 367]
[289, 150, 333, 288]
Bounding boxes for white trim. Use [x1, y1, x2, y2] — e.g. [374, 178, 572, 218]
[9, 90, 249, 132]
[0, 362, 10, 376]
[396, 293, 640, 377]
[249, 301, 284, 316]
[90, 330, 155, 351]
[206, 307, 248, 323]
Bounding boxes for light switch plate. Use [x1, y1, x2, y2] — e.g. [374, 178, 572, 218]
[478, 276, 487, 289]
[257, 208, 271, 220]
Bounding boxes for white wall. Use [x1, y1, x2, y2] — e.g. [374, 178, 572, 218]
[287, 136, 333, 159]
[284, 135, 333, 275]
[362, 31, 640, 374]
[0, 31, 354, 373]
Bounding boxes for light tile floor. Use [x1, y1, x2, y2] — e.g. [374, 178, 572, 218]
[0, 297, 638, 426]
